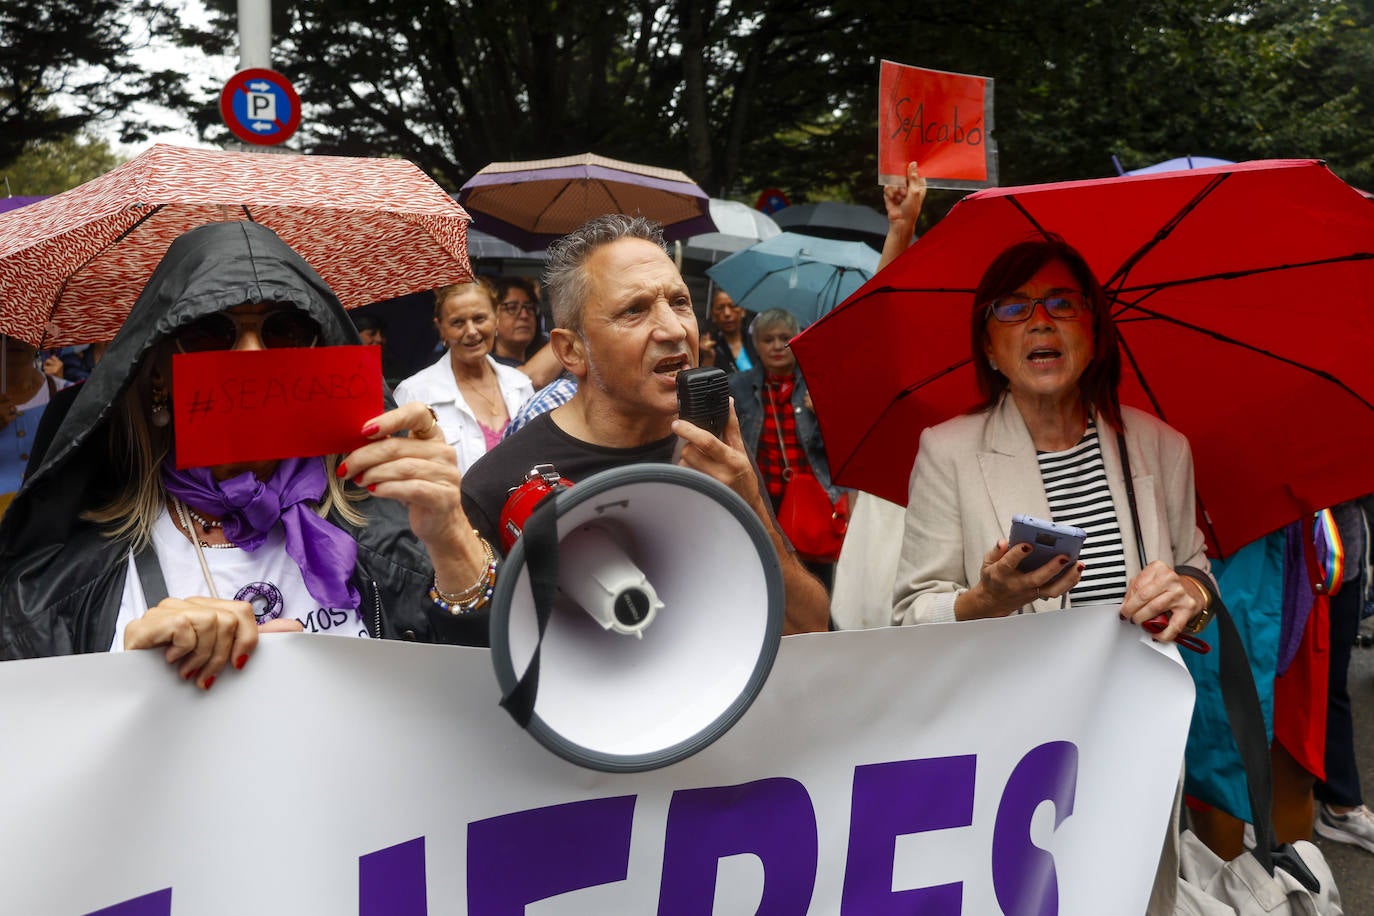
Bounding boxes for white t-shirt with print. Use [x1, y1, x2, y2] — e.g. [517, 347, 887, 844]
[111, 507, 371, 651]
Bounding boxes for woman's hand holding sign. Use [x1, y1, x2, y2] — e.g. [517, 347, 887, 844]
[879, 161, 927, 271]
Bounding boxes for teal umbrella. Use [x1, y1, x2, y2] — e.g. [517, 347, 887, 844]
[706, 232, 878, 327]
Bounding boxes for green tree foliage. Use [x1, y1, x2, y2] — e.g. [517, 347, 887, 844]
[161, 0, 1374, 203]
[1, 134, 123, 195]
[0, 0, 188, 170]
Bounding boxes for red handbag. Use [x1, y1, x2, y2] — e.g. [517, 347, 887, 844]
[778, 469, 849, 562]
[767, 389, 848, 563]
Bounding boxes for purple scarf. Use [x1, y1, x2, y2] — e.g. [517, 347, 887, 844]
[161, 457, 360, 610]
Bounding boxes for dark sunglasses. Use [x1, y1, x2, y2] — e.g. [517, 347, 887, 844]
[174, 309, 323, 353]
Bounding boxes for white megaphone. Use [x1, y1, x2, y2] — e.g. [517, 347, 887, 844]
[489, 464, 785, 773]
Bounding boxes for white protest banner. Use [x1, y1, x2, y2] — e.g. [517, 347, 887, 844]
[0, 606, 1192, 914]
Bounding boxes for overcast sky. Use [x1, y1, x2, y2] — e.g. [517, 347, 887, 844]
[92, 0, 236, 155]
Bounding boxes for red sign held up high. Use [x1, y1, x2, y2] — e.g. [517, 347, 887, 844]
[878, 61, 998, 191]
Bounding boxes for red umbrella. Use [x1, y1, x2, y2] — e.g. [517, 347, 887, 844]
[458, 153, 715, 250]
[792, 159, 1374, 557]
[0, 144, 473, 346]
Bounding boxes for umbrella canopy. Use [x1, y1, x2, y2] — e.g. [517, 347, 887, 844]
[466, 226, 549, 261]
[0, 196, 47, 215]
[682, 198, 781, 263]
[706, 232, 879, 327]
[457, 153, 714, 250]
[1122, 155, 1235, 176]
[792, 159, 1374, 557]
[772, 201, 889, 250]
[0, 144, 473, 347]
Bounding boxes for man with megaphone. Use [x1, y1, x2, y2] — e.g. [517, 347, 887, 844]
[406, 214, 829, 639]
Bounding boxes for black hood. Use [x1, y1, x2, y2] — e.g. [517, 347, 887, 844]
[1, 221, 364, 555]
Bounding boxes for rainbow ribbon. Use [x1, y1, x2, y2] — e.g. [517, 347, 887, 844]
[1315, 507, 1345, 595]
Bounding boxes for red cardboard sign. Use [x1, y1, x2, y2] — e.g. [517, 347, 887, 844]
[878, 60, 997, 190]
[172, 346, 382, 469]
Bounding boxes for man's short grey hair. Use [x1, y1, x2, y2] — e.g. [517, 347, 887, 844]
[542, 214, 667, 332]
[750, 307, 800, 342]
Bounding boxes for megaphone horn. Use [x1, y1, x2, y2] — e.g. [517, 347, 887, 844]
[490, 464, 785, 772]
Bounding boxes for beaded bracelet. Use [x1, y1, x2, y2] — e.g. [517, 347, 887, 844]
[430, 534, 498, 615]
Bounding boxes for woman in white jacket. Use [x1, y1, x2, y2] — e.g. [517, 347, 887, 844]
[394, 279, 534, 473]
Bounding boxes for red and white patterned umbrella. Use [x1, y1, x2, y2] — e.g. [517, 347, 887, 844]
[0, 144, 473, 346]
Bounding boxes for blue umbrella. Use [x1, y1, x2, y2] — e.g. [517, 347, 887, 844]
[706, 232, 879, 327]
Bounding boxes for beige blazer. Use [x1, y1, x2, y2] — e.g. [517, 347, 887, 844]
[893, 395, 1210, 625]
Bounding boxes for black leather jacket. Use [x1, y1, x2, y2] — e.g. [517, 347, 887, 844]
[0, 222, 487, 658]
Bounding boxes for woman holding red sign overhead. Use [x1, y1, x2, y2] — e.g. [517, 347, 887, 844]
[0, 221, 492, 686]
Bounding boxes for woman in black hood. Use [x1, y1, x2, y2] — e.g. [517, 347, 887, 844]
[0, 222, 491, 684]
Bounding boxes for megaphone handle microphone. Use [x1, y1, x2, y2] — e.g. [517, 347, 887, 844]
[498, 493, 562, 728]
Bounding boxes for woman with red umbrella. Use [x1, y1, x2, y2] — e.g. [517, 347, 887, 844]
[884, 217, 1218, 915]
[880, 163, 1218, 643]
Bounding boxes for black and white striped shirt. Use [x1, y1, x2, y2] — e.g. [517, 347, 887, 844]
[1037, 422, 1129, 605]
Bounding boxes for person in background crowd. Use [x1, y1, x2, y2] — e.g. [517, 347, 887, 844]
[0, 221, 489, 680]
[706, 289, 757, 374]
[490, 276, 548, 367]
[729, 308, 842, 589]
[350, 313, 404, 387]
[39, 343, 107, 384]
[505, 373, 577, 438]
[393, 279, 533, 473]
[0, 334, 71, 519]
[1313, 498, 1374, 852]
[352, 313, 387, 348]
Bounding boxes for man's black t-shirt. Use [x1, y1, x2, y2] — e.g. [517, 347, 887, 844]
[461, 411, 676, 553]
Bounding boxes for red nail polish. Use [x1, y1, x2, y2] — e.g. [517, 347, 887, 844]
[202, 675, 216, 690]
[234, 654, 248, 670]
[361, 422, 380, 436]
[353, 473, 364, 485]
[335, 461, 348, 478]
[1021, 544, 1032, 553]
[185, 668, 199, 682]
[1059, 556, 1070, 565]
[367, 483, 377, 493]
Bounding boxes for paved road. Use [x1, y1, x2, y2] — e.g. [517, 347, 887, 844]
[1313, 632, 1374, 911]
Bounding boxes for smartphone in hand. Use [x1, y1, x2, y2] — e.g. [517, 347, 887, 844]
[1009, 514, 1086, 579]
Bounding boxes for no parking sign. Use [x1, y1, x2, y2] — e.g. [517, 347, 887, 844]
[219, 68, 302, 146]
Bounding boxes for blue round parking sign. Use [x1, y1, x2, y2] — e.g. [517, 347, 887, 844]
[219, 68, 302, 146]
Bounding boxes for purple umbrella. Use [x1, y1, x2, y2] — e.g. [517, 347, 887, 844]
[0, 196, 48, 214]
[458, 154, 715, 249]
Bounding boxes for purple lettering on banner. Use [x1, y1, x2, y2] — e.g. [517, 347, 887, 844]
[467, 795, 636, 913]
[840, 755, 976, 915]
[992, 741, 1079, 916]
[84, 888, 172, 916]
[360, 836, 427, 915]
[657, 778, 817, 915]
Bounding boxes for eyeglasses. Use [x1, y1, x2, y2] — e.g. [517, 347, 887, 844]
[498, 300, 538, 316]
[984, 292, 1086, 324]
[174, 309, 323, 353]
